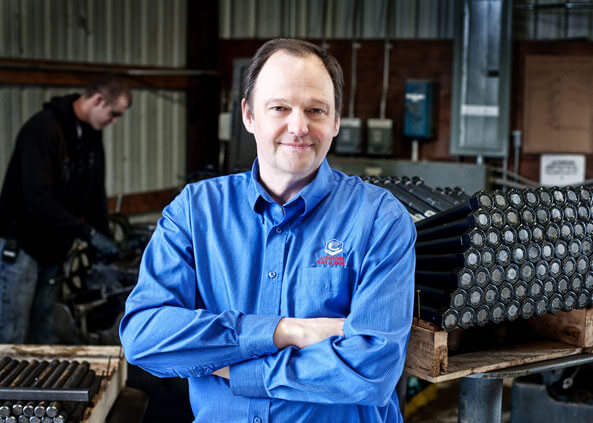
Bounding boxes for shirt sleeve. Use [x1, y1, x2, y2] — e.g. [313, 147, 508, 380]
[119, 186, 282, 378]
[229, 201, 416, 406]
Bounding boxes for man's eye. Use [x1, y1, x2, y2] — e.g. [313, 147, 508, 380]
[270, 106, 287, 112]
[309, 108, 326, 115]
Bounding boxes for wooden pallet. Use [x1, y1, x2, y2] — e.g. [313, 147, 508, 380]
[0, 344, 126, 423]
[404, 308, 593, 383]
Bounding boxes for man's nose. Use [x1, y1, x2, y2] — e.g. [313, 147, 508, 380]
[287, 111, 309, 137]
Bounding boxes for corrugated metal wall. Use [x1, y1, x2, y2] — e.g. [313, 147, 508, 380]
[514, 0, 593, 39]
[218, 0, 457, 39]
[0, 0, 187, 197]
[219, 0, 593, 41]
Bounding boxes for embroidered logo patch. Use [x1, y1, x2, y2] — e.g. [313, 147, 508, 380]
[324, 239, 343, 255]
[317, 239, 346, 266]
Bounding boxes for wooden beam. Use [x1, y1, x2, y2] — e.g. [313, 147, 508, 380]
[107, 188, 177, 215]
[0, 58, 217, 89]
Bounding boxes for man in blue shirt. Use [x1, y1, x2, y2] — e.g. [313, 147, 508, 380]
[120, 38, 416, 422]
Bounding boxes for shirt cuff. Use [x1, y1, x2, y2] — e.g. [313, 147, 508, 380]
[237, 314, 282, 359]
[229, 356, 267, 397]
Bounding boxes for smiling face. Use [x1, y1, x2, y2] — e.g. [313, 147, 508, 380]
[242, 50, 340, 188]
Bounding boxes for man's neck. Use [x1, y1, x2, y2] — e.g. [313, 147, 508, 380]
[72, 96, 88, 123]
[258, 168, 317, 205]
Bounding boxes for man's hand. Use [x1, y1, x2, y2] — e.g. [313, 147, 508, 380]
[210, 318, 344, 379]
[89, 229, 119, 260]
[273, 317, 345, 349]
[212, 366, 229, 379]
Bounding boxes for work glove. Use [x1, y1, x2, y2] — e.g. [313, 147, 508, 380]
[89, 229, 119, 260]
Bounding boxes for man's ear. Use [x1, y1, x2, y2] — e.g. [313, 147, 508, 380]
[241, 99, 255, 134]
[333, 115, 340, 137]
[91, 92, 105, 107]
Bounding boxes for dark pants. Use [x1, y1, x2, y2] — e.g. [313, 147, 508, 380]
[0, 237, 61, 344]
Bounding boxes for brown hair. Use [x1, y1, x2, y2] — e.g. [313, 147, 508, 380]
[243, 38, 343, 118]
[85, 73, 132, 107]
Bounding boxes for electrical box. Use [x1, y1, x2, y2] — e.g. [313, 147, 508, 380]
[334, 117, 363, 155]
[404, 80, 435, 139]
[366, 118, 394, 156]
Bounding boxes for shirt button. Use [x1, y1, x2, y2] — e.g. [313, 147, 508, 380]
[268, 271, 276, 278]
[275, 227, 282, 234]
[254, 418, 262, 423]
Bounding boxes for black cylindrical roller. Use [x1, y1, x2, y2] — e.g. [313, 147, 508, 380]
[563, 204, 577, 222]
[490, 209, 506, 229]
[535, 260, 549, 280]
[489, 302, 505, 324]
[504, 207, 521, 227]
[505, 300, 520, 321]
[524, 188, 540, 208]
[507, 189, 525, 209]
[551, 187, 566, 205]
[573, 220, 586, 239]
[520, 298, 536, 319]
[548, 259, 562, 279]
[535, 296, 549, 316]
[549, 206, 563, 223]
[513, 281, 528, 302]
[474, 267, 491, 289]
[526, 243, 541, 263]
[527, 279, 544, 299]
[532, 224, 546, 243]
[414, 191, 493, 231]
[570, 274, 584, 292]
[483, 284, 499, 306]
[416, 211, 491, 241]
[458, 307, 475, 329]
[511, 244, 527, 265]
[480, 247, 496, 268]
[542, 278, 556, 297]
[495, 245, 511, 267]
[499, 283, 513, 304]
[555, 276, 569, 295]
[415, 268, 475, 291]
[418, 305, 459, 332]
[490, 265, 505, 287]
[492, 190, 508, 210]
[517, 225, 532, 244]
[520, 206, 536, 226]
[537, 187, 553, 207]
[474, 304, 490, 327]
[562, 291, 578, 312]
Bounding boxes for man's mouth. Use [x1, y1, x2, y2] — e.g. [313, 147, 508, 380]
[279, 141, 315, 150]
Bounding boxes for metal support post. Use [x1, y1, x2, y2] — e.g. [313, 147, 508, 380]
[458, 377, 503, 423]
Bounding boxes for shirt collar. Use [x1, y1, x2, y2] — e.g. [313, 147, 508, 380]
[248, 158, 334, 215]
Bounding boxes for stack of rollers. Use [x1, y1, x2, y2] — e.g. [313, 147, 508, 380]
[0, 356, 101, 423]
[409, 186, 593, 331]
[361, 176, 470, 223]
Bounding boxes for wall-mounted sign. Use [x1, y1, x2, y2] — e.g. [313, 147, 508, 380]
[540, 154, 585, 186]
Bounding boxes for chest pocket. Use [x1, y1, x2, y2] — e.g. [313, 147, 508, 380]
[288, 267, 354, 318]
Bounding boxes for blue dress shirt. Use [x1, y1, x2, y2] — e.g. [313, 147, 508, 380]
[120, 159, 416, 423]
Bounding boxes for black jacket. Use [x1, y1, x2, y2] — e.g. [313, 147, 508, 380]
[0, 94, 110, 264]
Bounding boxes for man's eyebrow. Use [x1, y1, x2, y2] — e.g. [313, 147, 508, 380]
[263, 98, 330, 109]
[264, 98, 289, 107]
